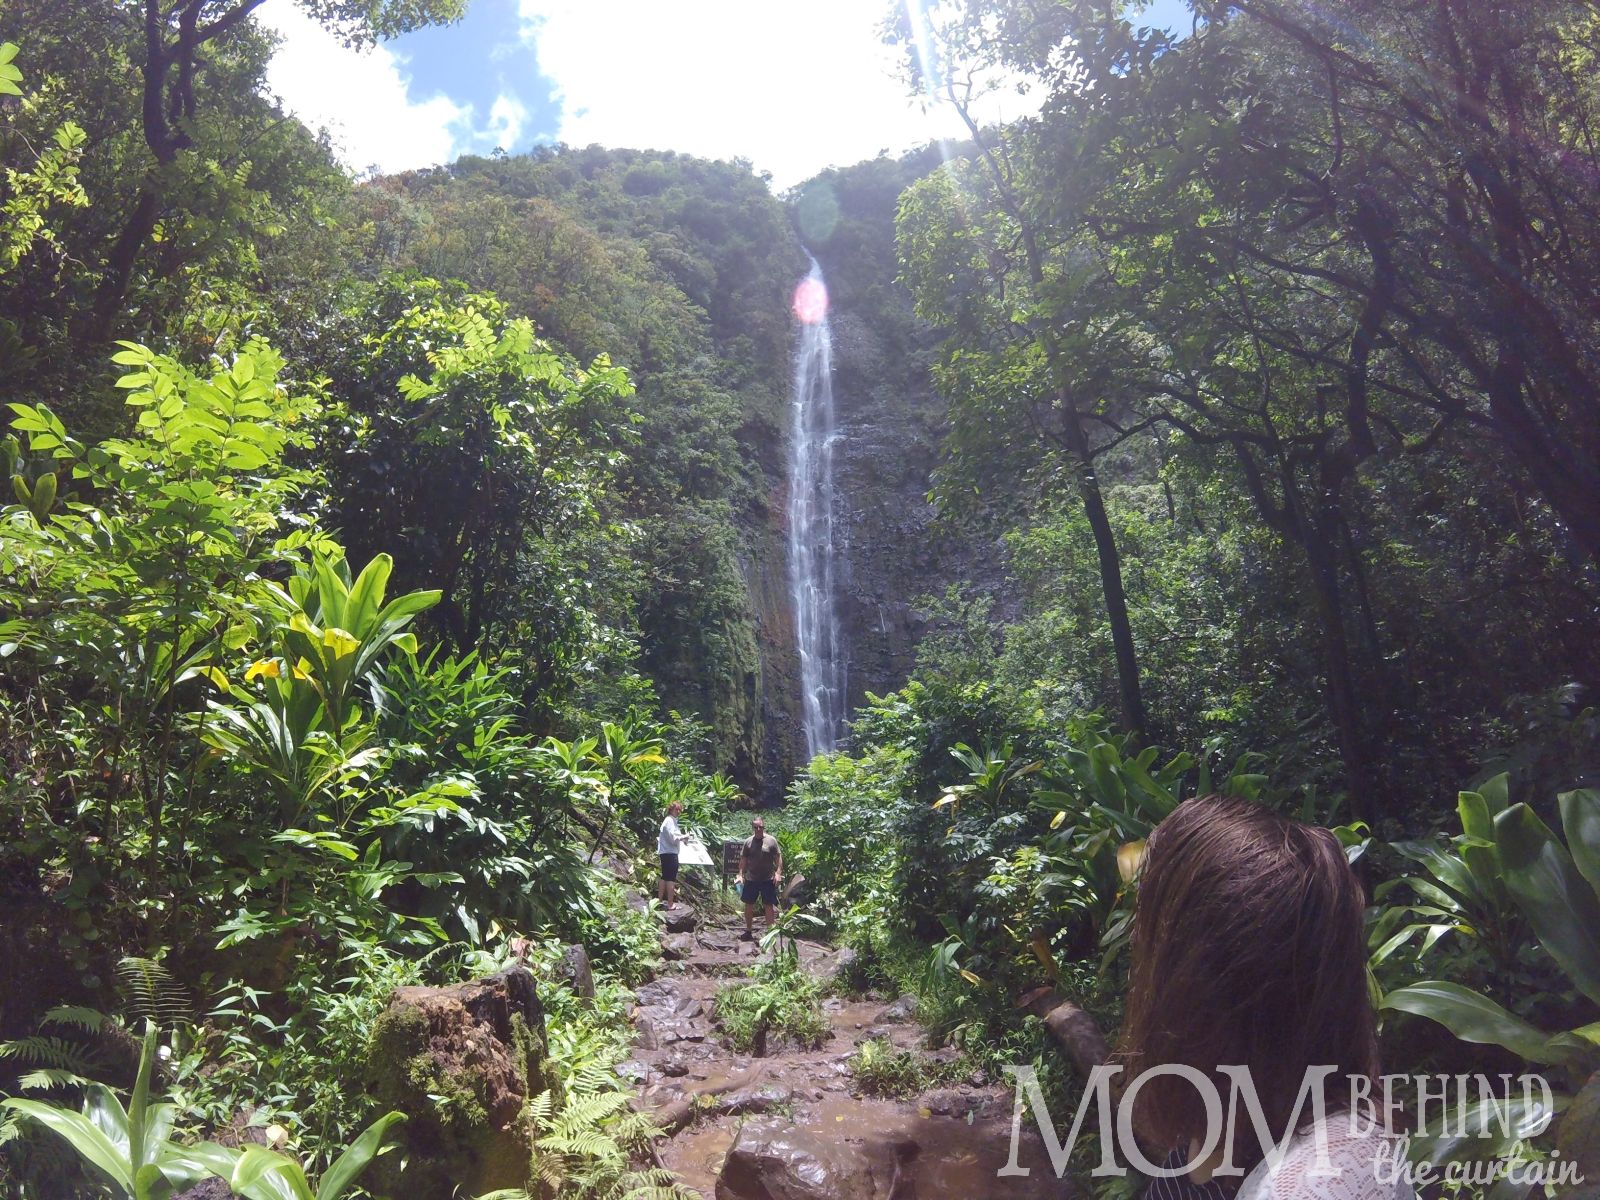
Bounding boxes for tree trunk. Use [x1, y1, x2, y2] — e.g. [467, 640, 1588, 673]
[1062, 409, 1147, 738]
[1299, 513, 1380, 825]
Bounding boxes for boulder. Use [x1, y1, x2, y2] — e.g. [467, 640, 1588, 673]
[662, 933, 697, 961]
[878, 994, 918, 1024]
[557, 943, 596, 999]
[716, 1117, 878, 1200]
[367, 966, 549, 1197]
[716, 1082, 794, 1116]
[664, 906, 698, 933]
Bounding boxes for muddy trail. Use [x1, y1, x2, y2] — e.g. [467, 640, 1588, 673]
[620, 899, 1071, 1200]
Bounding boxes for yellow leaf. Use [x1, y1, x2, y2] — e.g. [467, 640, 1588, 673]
[1030, 934, 1060, 981]
[292, 657, 314, 681]
[244, 658, 281, 682]
[1117, 839, 1148, 884]
[199, 666, 231, 694]
[917, 1107, 932, 1119]
[959, 969, 983, 986]
[1050, 810, 1066, 829]
[932, 794, 957, 809]
[322, 626, 359, 658]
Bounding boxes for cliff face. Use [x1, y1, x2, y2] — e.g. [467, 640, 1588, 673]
[826, 303, 945, 711]
[781, 148, 1000, 748]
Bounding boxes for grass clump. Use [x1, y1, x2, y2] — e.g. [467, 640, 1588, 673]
[847, 1037, 929, 1098]
[713, 966, 829, 1056]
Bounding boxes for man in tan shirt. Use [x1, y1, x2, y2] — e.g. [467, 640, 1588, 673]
[736, 816, 782, 941]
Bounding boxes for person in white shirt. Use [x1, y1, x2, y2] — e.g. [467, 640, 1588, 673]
[656, 801, 684, 911]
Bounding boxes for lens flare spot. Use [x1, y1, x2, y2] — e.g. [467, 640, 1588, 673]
[792, 276, 829, 325]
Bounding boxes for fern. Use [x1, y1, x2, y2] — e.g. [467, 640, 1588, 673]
[116, 955, 190, 1028]
[38, 1006, 109, 1034]
[519, 1085, 694, 1200]
[0, 1035, 104, 1093]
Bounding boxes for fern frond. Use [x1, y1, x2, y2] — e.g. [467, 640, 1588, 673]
[38, 1006, 111, 1034]
[117, 956, 190, 1028]
[0, 1035, 99, 1074]
[16, 1067, 97, 1091]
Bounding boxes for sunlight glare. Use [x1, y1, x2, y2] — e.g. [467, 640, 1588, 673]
[792, 276, 829, 325]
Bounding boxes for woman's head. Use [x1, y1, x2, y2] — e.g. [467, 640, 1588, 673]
[1117, 794, 1377, 1157]
[667, 801, 683, 816]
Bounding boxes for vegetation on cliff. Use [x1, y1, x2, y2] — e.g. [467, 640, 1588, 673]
[2, 0, 1599, 1196]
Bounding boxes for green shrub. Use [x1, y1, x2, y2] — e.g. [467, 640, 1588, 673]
[713, 965, 829, 1056]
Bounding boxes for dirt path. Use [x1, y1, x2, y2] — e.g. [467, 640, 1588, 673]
[622, 902, 1072, 1200]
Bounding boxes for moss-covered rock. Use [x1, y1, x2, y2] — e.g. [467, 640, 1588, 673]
[367, 966, 550, 1196]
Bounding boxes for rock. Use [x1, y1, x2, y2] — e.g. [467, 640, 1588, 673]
[633, 1013, 660, 1050]
[614, 1059, 649, 1083]
[716, 1116, 877, 1200]
[661, 1057, 690, 1077]
[367, 966, 548, 1197]
[556, 943, 596, 999]
[173, 1182, 237, 1200]
[664, 906, 698, 933]
[828, 946, 860, 983]
[635, 979, 680, 1007]
[919, 1087, 970, 1117]
[662, 933, 697, 961]
[717, 1082, 794, 1116]
[879, 994, 918, 1024]
[623, 888, 652, 913]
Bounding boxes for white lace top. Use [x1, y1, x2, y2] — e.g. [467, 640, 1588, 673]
[1236, 1119, 1412, 1200]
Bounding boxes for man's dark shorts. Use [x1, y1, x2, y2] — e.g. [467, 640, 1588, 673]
[741, 879, 777, 906]
[659, 853, 679, 882]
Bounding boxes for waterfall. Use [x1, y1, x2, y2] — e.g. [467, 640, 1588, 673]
[788, 255, 846, 760]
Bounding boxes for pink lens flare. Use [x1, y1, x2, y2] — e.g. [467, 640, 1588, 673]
[792, 276, 829, 325]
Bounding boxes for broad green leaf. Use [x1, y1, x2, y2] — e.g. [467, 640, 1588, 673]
[1409, 1093, 1557, 1169]
[1381, 981, 1567, 1065]
[2, 1099, 134, 1190]
[1494, 804, 1600, 1005]
[231, 1146, 315, 1200]
[1558, 1072, 1600, 1181]
[1458, 790, 1493, 841]
[1559, 789, 1600, 898]
[344, 553, 393, 634]
[1478, 772, 1510, 817]
[316, 1110, 405, 1200]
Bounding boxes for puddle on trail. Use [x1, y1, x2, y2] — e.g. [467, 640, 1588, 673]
[661, 1094, 1068, 1200]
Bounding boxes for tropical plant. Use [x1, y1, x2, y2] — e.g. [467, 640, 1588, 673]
[166, 1112, 406, 1200]
[4, 1025, 211, 1200]
[0, 41, 88, 277]
[1381, 787, 1600, 1181]
[1368, 775, 1527, 976]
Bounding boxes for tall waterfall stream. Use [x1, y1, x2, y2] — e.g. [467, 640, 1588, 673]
[788, 256, 846, 759]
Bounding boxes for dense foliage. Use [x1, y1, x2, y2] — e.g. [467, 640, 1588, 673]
[3, 0, 1600, 1196]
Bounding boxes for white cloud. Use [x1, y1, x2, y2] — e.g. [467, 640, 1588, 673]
[261, 0, 1024, 187]
[483, 92, 530, 151]
[516, 0, 1000, 189]
[261, 5, 476, 174]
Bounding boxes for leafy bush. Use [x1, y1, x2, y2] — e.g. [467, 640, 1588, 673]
[714, 962, 829, 1057]
[847, 1038, 942, 1099]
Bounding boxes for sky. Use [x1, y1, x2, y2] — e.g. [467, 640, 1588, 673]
[262, 0, 1194, 190]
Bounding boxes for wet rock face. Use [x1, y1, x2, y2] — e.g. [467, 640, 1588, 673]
[367, 966, 549, 1196]
[716, 1117, 878, 1200]
[664, 906, 699, 933]
[558, 942, 596, 999]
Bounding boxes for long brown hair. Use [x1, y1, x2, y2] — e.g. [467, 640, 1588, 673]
[1116, 794, 1378, 1164]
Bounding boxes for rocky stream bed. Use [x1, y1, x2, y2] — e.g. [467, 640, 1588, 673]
[624, 901, 1072, 1200]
